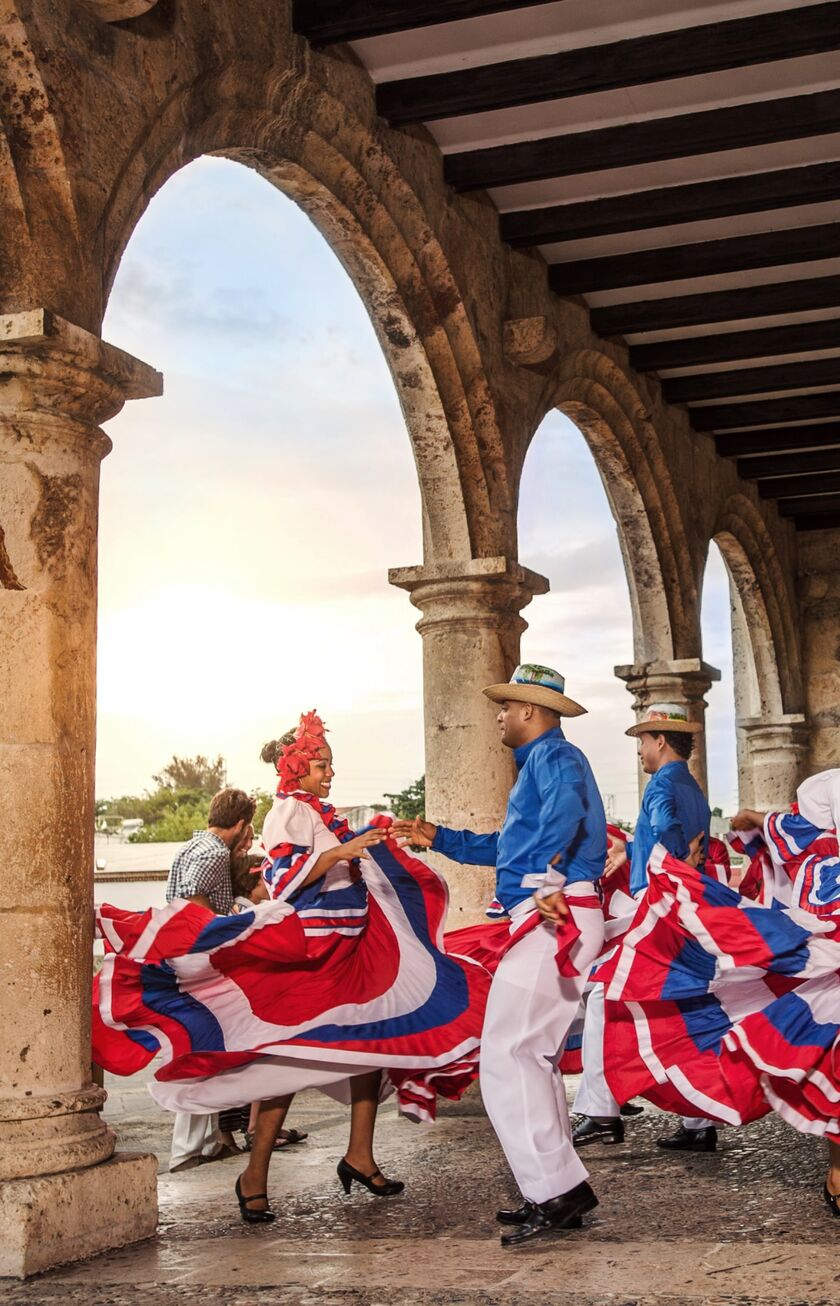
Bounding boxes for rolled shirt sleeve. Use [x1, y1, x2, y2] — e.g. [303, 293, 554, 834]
[431, 826, 499, 866]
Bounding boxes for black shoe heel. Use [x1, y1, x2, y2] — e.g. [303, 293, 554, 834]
[337, 1157, 404, 1197]
[824, 1184, 840, 1217]
[235, 1176, 276, 1224]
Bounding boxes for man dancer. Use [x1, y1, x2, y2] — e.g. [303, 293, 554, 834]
[165, 787, 257, 1172]
[572, 705, 717, 1153]
[394, 664, 606, 1246]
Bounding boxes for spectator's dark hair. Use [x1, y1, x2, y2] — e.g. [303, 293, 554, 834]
[260, 728, 297, 769]
[655, 730, 695, 761]
[208, 787, 257, 830]
[230, 852, 266, 899]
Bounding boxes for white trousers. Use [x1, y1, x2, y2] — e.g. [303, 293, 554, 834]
[573, 973, 714, 1130]
[169, 1111, 222, 1170]
[479, 890, 605, 1205]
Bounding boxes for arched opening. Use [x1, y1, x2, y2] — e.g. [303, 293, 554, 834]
[98, 156, 426, 830]
[518, 409, 637, 824]
[700, 541, 739, 818]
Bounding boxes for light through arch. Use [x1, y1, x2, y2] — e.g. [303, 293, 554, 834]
[518, 409, 637, 824]
[98, 156, 424, 808]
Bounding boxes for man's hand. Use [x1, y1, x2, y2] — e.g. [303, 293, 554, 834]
[534, 890, 570, 923]
[685, 832, 704, 868]
[604, 834, 628, 880]
[730, 808, 767, 832]
[389, 817, 437, 848]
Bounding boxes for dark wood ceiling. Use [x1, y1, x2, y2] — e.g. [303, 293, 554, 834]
[293, 0, 840, 532]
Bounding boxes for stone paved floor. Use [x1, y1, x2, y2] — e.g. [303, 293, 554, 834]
[2, 1068, 836, 1305]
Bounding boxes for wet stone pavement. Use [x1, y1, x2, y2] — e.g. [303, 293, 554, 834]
[2, 1067, 836, 1305]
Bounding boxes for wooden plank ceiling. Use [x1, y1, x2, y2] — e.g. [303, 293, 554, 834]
[293, 0, 840, 531]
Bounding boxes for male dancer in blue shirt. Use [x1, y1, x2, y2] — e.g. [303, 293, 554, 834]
[572, 704, 716, 1152]
[393, 664, 606, 1246]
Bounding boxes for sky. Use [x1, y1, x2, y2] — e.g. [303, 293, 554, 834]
[98, 156, 738, 820]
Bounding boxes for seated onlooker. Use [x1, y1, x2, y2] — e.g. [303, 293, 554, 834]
[167, 788, 257, 1173]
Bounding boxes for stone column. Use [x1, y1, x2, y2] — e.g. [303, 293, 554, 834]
[0, 310, 161, 1278]
[389, 557, 548, 923]
[615, 658, 721, 798]
[737, 717, 808, 810]
[798, 529, 840, 775]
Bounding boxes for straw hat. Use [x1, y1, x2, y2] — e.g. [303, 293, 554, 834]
[483, 663, 586, 717]
[625, 703, 702, 737]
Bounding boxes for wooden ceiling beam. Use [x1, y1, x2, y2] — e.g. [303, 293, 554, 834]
[550, 222, 840, 294]
[630, 318, 840, 372]
[791, 510, 840, 529]
[445, 90, 840, 191]
[716, 423, 840, 457]
[778, 491, 840, 516]
[500, 161, 840, 248]
[758, 469, 840, 498]
[663, 356, 840, 405]
[737, 447, 840, 479]
[591, 274, 840, 337]
[291, 1, 558, 44]
[378, 3, 840, 124]
[690, 390, 840, 432]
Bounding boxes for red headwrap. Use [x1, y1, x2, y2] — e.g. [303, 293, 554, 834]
[276, 710, 328, 790]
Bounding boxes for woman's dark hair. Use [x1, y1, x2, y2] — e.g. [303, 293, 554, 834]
[260, 728, 296, 768]
[658, 730, 695, 761]
[230, 852, 267, 899]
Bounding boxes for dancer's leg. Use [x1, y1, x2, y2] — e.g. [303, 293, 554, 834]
[237, 1095, 292, 1210]
[344, 1070, 396, 1184]
[827, 1138, 840, 1196]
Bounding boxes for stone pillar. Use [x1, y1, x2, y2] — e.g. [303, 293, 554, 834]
[389, 557, 548, 923]
[0, 310, 161, 1278]
[736, 717, 808, 810]
[798, 529, 840, 774]
[615, 658, 721, 798]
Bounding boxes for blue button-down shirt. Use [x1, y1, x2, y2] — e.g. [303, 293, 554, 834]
[431, 726, 606, 912]
[628, 760, 711, 895]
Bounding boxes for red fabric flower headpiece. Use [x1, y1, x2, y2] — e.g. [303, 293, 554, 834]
[276, 710, 328, 790]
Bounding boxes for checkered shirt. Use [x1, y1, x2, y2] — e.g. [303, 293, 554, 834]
[166, 830, 233, 914]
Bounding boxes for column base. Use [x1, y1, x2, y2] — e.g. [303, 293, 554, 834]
[0, 1151, 158, 1279]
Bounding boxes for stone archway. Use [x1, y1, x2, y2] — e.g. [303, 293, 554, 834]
[524, 350, 718, 795]
[711, 497, 806, 808]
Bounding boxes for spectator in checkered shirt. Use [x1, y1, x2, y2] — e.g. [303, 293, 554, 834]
[167, 787, 257, 1172]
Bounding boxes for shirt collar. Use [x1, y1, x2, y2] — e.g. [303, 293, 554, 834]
[513, 725, 564, 769]
[654, 759, 688, 779]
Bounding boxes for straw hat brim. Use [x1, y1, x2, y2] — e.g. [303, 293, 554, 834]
[483, 682, 587, 717]
[625, 718, 702, 737]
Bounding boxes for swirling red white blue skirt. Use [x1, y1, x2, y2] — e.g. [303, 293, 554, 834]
[93, 836, 491, 1122]
[593, 843, 840, 1138]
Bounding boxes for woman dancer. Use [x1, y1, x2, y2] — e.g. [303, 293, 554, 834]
[93, 711, 489, 1225]
[593, 768, 840, 1217]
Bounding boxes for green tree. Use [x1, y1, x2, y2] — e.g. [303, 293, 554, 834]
[383, 775, 425, 820]
[152, 754, 226, 794]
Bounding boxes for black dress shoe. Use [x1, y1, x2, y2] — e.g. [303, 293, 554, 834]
[656, 1125, 717, 1152]
[496, 1201, 534, 1225]
[824, 1183, 840, 1217]
[572, 1115, 625, 1147]
[500, 1181, 598, 1246]
[620, 1100, 644, 1116]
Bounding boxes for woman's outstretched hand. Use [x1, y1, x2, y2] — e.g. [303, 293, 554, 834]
[603, 834, 628, 879]
[389, 817, 437, 848]
[342, 828, 390, 860]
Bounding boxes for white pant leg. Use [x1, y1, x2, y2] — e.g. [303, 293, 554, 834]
[571, 984, 620, 1119]
[681, 1116, 715, 1130]
[480, 898, 605, 1205]
[169, 1111, 222, 1169]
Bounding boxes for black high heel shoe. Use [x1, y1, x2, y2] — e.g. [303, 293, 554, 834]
[824, 1184, 840, 1217]
[337, 1157, 404, 1197]
[235, 1175, 276, 1224]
